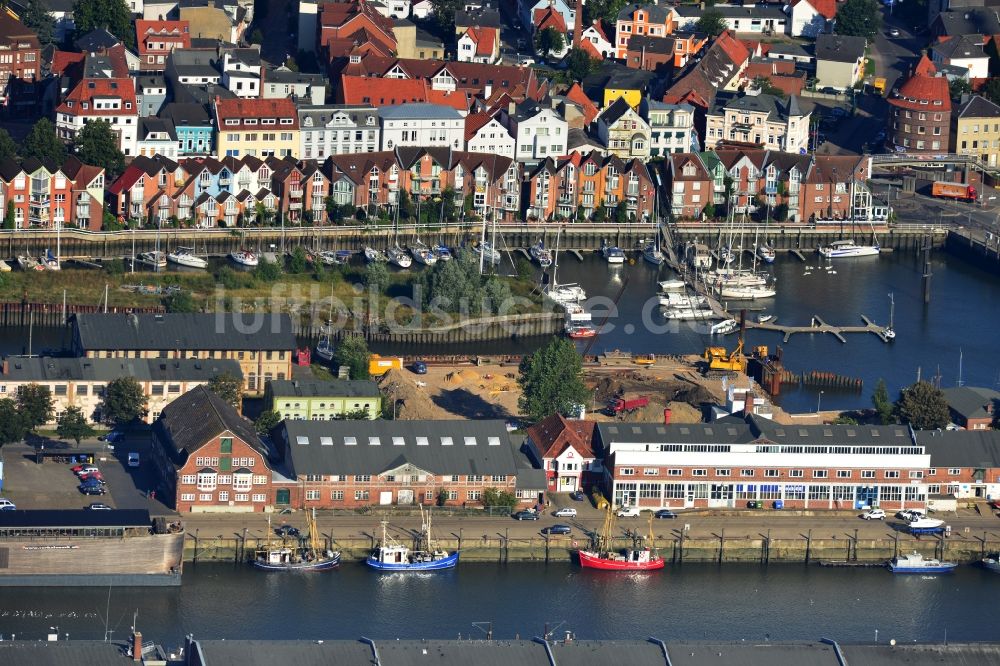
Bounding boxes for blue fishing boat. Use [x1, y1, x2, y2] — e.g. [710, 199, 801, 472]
[887, 551, 957, 574]
[367, 510, 458, 571]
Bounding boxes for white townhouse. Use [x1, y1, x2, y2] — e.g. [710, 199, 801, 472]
[379, 103, 465, 151]
[465, 114, 516, 161]
[299, 105, 380, 160]
[498, 102, 568, 163]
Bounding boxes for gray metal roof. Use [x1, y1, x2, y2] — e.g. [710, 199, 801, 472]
[617, 3, 672, 22]
[196, 640, 375, 666]
[550, 639, 669, 665]
[915, 430, 1000, 467]
[73, 313, 295, 352]
[713, 93, 801, 120]
[379, 640, 550, 666]
[298, 104, 379, 127]
[815, 33, 867, 63]
[279, 419, 518, 477]
[943, 386, 1000, 420]
[380, 103, 463, 120]
[840, 643, 1000, 666]
[162, 101, 213, 127]
[666, 641, 838, 666]
[155, 385, 268, 463]
[266, 67, 325, 86]
[1, 355, 241, 383]
[0, 641, 140, 665]
[268, 379, 380, 399]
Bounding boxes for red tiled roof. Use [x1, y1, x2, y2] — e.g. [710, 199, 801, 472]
[135, 20, 190, 55]
[56, 78, 137, 117]
[525, 414, 599, 460]
[533, 6, 568, 33]
[914, 52, 937, 76]
[215, 97, 298, 128]
[464, 26, 498, 57]
[716, 30, 751, 65]
[792, 0, 837, 19]
[51, 50, 85, 76]
[890, 54, 951, 111]
[588, 20, 610, 43]
[463, 111, 495, 141]
[579, 38, 604, 61]
[564, 82, 599, 124]
[426, 88, 472, 112]
[339, 75, 432, 106]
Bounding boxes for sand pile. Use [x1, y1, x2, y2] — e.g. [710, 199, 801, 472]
[378, 368, 452, 420]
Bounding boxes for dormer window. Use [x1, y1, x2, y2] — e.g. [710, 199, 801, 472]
[350, 55, 361, 63]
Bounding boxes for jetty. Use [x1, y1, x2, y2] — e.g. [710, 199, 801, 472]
[746, 314, 892, 343]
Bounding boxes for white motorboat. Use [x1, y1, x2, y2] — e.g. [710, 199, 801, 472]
[642, 241, 665, 266]
[17, 255, 44, 271]
[529, 241, 553, 268]
[888, 551, 957, 574]
[364, 246, 387, 263]
[474, 242, 501, 265]
[601, 240, 625, 264]
[388, 245, 412, 268]
[546, 284, 586, 303]
[716, 284, 776, 300]
[229, 249, 259, 267]
[657, 280, 686, 292]
[818, 239, 880, 259]
[561, 302, 592, 322]
[756, 242, 776, 264]
[167, 246, 208, 269]
[133, 251, 166, 269]
[658, 292, 709, 309]
[40, 248, 60, 270]
[982, 553, 1000, 573]
[711, 318, 739, 334]
[663, 307, 718, 321]
[0, 259, 10, 272]
[757, 314, 774, 324]
[410, 240, 438, 266]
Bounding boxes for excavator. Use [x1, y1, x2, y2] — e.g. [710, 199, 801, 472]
[703, 311, 748, 377]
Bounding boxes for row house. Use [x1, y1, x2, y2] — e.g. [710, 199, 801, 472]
[715, 148, 767, 214]
[595, 97, 651, 161]
[270, 159, 328, 224]
[263, 68, 326, 105]
[163, 102, 215, 156]
[666, 152, 713, 220]
[0, 356, 241, 425]
[274, 419, 542, 509]
[496, 101, 568, 164]
[56, 77, 139, 157]
[704, 92, 809, 153]
[213, 96, 299, 159]
[136, 20, 191, 71]
[525, 413, 602, 493]
[380, 103, 465, 151]
[136, 75, 168, 117]
[137, 118, 180, 161]
[524, 151, 655, 222]
[220, 47, 262, 98]
[600, 416, 932, 512]
[0, 157, 105, 230]
[615, 3, 676, 59]
[191, 188, 276, 228]
[800, 154, 878, 223]
[299, 105, 380, 160]
[641, 99, 696, 156]
[0, 13, 41, 113]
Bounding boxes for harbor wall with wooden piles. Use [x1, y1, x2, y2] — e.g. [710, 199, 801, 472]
[183, 530, 999, 566]
[294, 313, 564, 345]
[671, 227, 946, 252]
[945, 229, 1000, 274]
[0, 301, 163, 328]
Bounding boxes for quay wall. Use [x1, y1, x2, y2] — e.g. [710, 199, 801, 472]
[945, 230, 1000, 274]
[671, 227, 946, 253]
[184, 532, 999, 566]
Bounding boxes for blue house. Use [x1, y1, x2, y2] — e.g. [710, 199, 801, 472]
[162, 103, 214, 157]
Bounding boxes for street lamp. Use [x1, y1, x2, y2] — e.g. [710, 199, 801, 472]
[817, 390, 825, 414]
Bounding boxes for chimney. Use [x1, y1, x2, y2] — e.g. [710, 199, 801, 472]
[574, 0, 584, 49]
[132, 631, 142, 662]
[663, 408, 671, 424]
[508, 101, 516, 115]
[743, 393, 754, 417]
[2, 358, 7, 375]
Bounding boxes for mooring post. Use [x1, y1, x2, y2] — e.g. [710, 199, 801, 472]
[719, 528, 725, 564]
[805, 529, 812, 564]
[193, 528, 199, 564]
[853, 528, 859, 561]
[922, 235, 933, 304]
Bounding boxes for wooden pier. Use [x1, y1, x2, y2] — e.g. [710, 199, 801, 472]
[746, 314, 892, 343]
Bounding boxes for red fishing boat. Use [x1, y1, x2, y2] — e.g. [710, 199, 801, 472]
[578, 507, 665, 571]
[565, 323, 597, 339]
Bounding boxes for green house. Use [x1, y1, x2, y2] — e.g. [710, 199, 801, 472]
[265, 379, 382, 420]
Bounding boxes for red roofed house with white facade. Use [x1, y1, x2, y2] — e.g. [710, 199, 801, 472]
[56, 77, 139, 157]
[525, 413, 601, 492]
[457, 26, 499, 63]
[788, 0, 837, 37]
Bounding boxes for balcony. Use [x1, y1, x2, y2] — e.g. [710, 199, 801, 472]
[219, 177, 231, 186]
[289, 188, 303, 198]
[288, 202, 302, 210]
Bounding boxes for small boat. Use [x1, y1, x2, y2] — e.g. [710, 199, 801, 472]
[546, 283, 586, 303]
[756, 242, 776, 264]
[981, 553, 1000, 573]
[167, 246, 208, 269]
[818, 239, 880, 259]
[318, 250, 352, 265]
[887, 551, 957, 574]
[367, 508, 458, 572]
[565, 322, 597, 338]
[578, 508, 664, 572]
[474, 242, 501, 265]
[253, 509, 340, 572]
[662, 308, 719, 321]
[601, 240, 625, 264]
[711, 319, 739, 335]
[133, 251, 166, 269]
[40, 248, 60, 270]
[757, 314, 774, 324]
[16, 255, 45, 271]
[718, 246, 735, 264]
[433, 244, 452, 261]
[657, 280, 686, 292]
[529, 240, 553, 268]
[410, 240, 438, 266]
[387, 245, 412, 268]
[908, 517, 946, 534]
[658, 293, 709, 309]
[229, 249, 259, 267]
[716, 285, 776, 300]
[642, 241, 665, 266]
[883, 292, 896, 342]
[0, 259, 10, 272]
[364, 246, 387, 263]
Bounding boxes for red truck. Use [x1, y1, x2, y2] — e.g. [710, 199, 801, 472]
[609, 396, 650, 414]
[931, 181, 977, 202]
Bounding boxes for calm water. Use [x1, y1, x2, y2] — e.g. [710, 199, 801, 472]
[0, 563, 995, 644]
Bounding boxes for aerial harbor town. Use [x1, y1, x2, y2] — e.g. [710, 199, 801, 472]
[1, 0, 1000, 661]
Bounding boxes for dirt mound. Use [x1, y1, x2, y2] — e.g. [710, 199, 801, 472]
[669, 383, 716, 407]
[445, 372, 465, 385]
[378, 368, 452, 420]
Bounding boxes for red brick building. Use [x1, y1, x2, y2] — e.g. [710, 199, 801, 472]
[887, 54, 951, 154]
[0, 13, 41, 114]
[153, 386, 275, 513]
[525, 414, 600, 492]
[136, 20, 191, 71]
[0, 156, 105, 229]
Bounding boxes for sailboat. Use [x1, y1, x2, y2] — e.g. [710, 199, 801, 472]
[713, 218, 776, 299]
[133, 251, 167, 269]
[364, 246, 387, 263]
[578, 507, 665, 571]
[0, 259, 10, 272]
[167, 246, 208, 269]
[17, 255, 44, 271]
[252, 509, 340, 571]
[367, 507, 459, 571]
[818, 181, 881, 258]
[884, 292, 896, 341]
[756, 239, 776, 264]
[545, 228, 586, 303]
[433, 244, 453, 261]
[409, 239, 438, 266]
[529, 240, 553, 268]
[40, 248, 60, 270]
[388, 245, 412, 268]
[643, 193, 665, 265]
[229, 248, 259, 266]
[474, 241, 501, 265]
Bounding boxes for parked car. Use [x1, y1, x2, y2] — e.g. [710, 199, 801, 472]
[72, 464, 98, 475]
[275, 525, 301, 538]
[542, 524, 572, 535]
[654, 509, 678, 519]
[86, 503, 113, 510]
[127, 452, 140, 467]
[79, 484, 107, 495]
[569, 490, 585, 501]
[78, 472, 105, 483]
[99, 430, 123, 442]
[0, 498, 16, 511]
[553, 507, 577, 517]
[616, 506, 641, 518]
[888, 27, 900, 37]
[512, 510, 540, 521]
[861, 508, 886, 520]
[411, 361, 427, 375]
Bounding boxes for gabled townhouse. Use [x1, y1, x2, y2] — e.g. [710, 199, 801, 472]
[704, 93, 809, 153]
[457, 26, 500, 63]
[269, 157, 329, 224]
[760, 150, 811, 222]
[324, 151, 404, 213]
[163, 102, 215, 156]
[380, 103, 465, 151]
[583, 61, 655, 109]
[465, 112, 516, 161]
[263, 67, 326, 105]
[663, 30, 752, 119]
[800, 154, 874, 222]
[136, 19, 191, 71]
[716, 148, 768, 214]
[563, 82, 599, 126]
[0, 157, 105, 230]
[615, 3, 676, 59]
[55, 53, 139, 156]
[214, 96, 299, 159]
[815, 34, 867, 92]
[952, 94, 1000, 167]
[525, 413, 601, 493]
[220, 47, 262, 98]
[641, 99, 697, 156]
[318, 0, 397, 62]
[788, 0, 836, 37]
[595, 97, 652, 161]
[519, 0, 577, 38]
[497, 100, 568, 163]
[0, 13, 41, 114]
[942, 386, 999, 430]
[579, 20, 614, 59]
[137, 118, 180, 160]
[931, 34, 990, 80]
[136, 74, 168, 117]
[106, 154, 180, 224]
[666, 152, 712, 220]
[299, 105, 380, 159]
[532, 6, 569, 59]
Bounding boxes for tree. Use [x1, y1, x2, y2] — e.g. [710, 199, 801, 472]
[567, 48, 597, 81]
[872, 378, 894, 425]
[74, 120, 125, 177]
[535, 27, 566, 58]
[0, 398, 25, 449]
[288, 246, 309, 273]
[0, 128, 18, 163]
[3, 201, 15, 230]
[99, 377, 148, 425]
[22, 0, 56, 45]
[949, 78, 972, 100]
[430, 0, 463, 32]
[164, 290, 197, 313]
[253, 255, 282, 282]
[73, 0, 135, 48]
[983, 79, 1000, 106]
[482, 487, 518, 509]
[894, 380, 950, 430]
[834, 0, 882, 40]
[333, 334, 371, 380]
[16, 384, 54, 432]
[249, 28, 264, 45]
[364, 260, 389, 292]
[56, 406, 96, 447]
[255, 409, 282, 435]
[695, 8, 727, 37]
[22, 118, 67, 164]
[702, 202, 715, 220]
[207, 372, 243, 410]
[614, 200, 628, 224]
[518, 337, 589, 422]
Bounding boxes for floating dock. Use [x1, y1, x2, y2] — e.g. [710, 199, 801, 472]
[746, 314, 892, 343]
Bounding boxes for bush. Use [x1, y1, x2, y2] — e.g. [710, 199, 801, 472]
[215, 265, 251, 289]
[104, 258, 125, 275]
[482, 487, 517, 509]
[253, 256, 282, 282]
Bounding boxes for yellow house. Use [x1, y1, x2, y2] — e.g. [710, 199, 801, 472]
[214, 97, 300, 159]
[604, 86, 643, 110]
[953, 95, 1000, 167]
[596, 66, 652, 110]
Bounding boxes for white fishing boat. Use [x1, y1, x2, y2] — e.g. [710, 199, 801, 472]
[40, 248, 60, 270]
[818, 238, 880, 258]
[709, 268, 770, 288]
[133, 251, 167, 269]
[364, 246, 387, 263]
[711, 318, 739, 334]
[410, 240, 438, 266]
[756, 242, 776, 264]
[716, 284, 776, 300]
[888, 551, 957, 574]
[601, 240, 625, 264]
[17, 255, 44, 271]
[657, 279, 686, 292]
[0, 259, 10, 272]
[529, 240, 553, 268]
[388, 245, 412, 268]
[167, 246, 208, 269]
[229, 249, 259, 266]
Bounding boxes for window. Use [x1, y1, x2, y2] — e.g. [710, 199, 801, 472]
[909, 471, 923, 479]
[181, 475, 196, 485]
[218, 491, 229, 502]
[837, 470, 851, 478]
[467, 490, 482, 501]
[181, 493, 195, 502]
[715, 469, 731, 477]
[306, 490, 321, 500]
[220, 437, 232, 453]
[331, 490, 344, 501]
[354, 490, 370, 501]
[620, 468, 635, 476]
[884, 470, 900, 479]
[355, 475, 372, 482]
[252, 493, 267, 502]
[692, 469, 707, 477]
[861, 470, 875, 479]
[234, 494, 249, 502]
[813, 470, 828, 478]
[948, 468, 961, 475]
[199, 493, 213, 501]
[789, 470, 804, 478]
[741, 469, 754, 477]
[764, 469, 779, 478]
[643, 468, 659, 476]
[668, 469, 682, 476]
[928, 469, 936, 476]
[196, 472, 217, 491]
